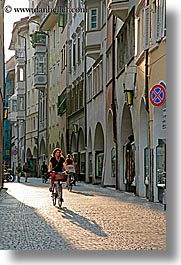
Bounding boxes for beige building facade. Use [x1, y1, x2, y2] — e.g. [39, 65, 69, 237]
[0, 0, 5, 189]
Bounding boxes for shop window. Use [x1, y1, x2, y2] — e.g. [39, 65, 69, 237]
[88, 152, 92, 176]
[156, 139, 166, 187]
[80, 152, 85, 174]
[144, 147, 150, 185]
[111, 147, 116, 178]
[96, 152, 104, 177]
[123, 135, 136, 191]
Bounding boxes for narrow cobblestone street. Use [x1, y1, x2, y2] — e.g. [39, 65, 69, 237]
[0, 178, 166, 250]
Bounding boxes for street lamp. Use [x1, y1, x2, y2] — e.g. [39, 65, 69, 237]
[73, 124, 78, 133]
[3, 107, 8, 119]
[123, 83, 134, 106]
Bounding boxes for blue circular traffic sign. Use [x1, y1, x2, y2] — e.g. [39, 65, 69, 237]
[150, 84, 166, 106]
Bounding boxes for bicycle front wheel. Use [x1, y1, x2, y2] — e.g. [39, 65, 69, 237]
[57, 184, 63, 208]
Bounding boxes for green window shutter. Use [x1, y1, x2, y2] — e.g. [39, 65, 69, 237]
[57, 90, 66, 116]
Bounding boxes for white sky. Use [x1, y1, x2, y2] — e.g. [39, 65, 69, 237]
[4, 0, 29, 62]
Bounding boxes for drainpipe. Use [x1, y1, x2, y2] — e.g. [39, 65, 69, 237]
[112, 15, 118, 190]
[145, 0, 154, 202]
[84, 9, 87, 148]
[66, 12, 70, 154]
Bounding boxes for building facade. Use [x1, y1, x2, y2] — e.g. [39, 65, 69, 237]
[6, 0, 166, 203]
[0, 0, 5, 189]
[3, 56, 15, 170]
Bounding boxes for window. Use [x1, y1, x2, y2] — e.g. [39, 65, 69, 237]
[117, 8, 135, 73]
[69, 43, 72, 72]
[93, 61, 103, 97]
[143, 5, 150, 50]
[35, 53, 46, 75]
[87, 71, 92, 102]
[33, 117, 36, 130]
[90, 8, 98, 30]
[107, 48, 112, 82]
[75, 84, 78, 111]
[79, 80, 83, 108]
[152, 0, 166, 45]
[61, 45, 66, 72]
[57, 90, 66, 116]
[19, 97, 24, 110]
[18, 66, 24, 82]
[38, 54, 45, 74]
[101, 0, 106, 26]
[77, 37, 81, 63]
[53, 29, 56, 48]
[12, 100, 17, 112]
[93, 66, 97, 96]
[73, 42, 76, 67]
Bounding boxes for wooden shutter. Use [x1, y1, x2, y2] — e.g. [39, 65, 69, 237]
[143, 5, 150, 50]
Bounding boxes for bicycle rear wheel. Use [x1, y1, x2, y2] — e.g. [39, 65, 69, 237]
[52, 186, 57, 206]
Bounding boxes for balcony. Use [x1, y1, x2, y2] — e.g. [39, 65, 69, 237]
[107, 0, 129, 21]
[8, 94, 17, 124]
[8, 111, 17, 124]
[30, 31, 46, 49]
[15, 48, 25, 65]
[34, 51, 48, 91]
[34, 74, 47, 91]
[16, 81, 25, 95]
[40, 12, 58, 31]
[85, 30, 101, 60]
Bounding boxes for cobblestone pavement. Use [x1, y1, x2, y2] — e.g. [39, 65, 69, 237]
[0, 178, 166, 250]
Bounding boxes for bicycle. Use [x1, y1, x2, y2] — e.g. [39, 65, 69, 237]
[50, 171, 67, 208]
[66, 165, 75, 192]
[67, 172, 74, 192]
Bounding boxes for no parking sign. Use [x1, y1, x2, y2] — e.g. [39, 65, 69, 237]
[150, 84, 166, 106]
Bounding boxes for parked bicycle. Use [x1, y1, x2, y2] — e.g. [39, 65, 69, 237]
[50, 171, 67, 208]
[3, 169, 16, 182]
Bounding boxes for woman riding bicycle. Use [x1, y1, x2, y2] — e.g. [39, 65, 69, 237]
[48, 148, 66, 192]
[65, 154, 75, 188]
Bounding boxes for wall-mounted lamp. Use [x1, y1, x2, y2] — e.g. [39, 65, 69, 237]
[3, 107, 8, 119]
[123, 83, 134, 106]
[73, 123, 78, 133]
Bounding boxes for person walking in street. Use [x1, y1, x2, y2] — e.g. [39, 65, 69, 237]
[41, 161, 48, 183]
[16, 162, 22, 183]
[23, 162, 30, 182]
[48, 148, 66, 192]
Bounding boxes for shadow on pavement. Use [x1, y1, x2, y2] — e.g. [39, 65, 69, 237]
[58, 207, 107, 238]
[70, 190, 94, 197]
[0, 191, 73, 250]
